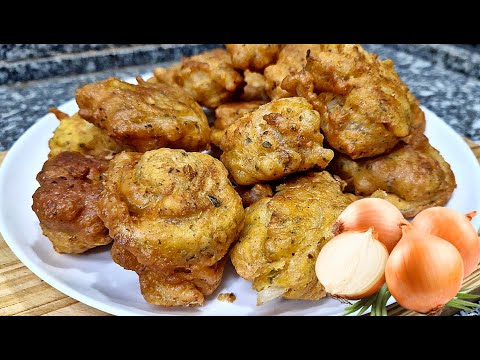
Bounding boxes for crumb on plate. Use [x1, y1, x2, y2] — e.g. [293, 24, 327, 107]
[217, 292, 236, 303]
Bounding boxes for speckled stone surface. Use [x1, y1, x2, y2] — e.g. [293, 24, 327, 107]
[3, 44, 480, 150]
[0, 44, 134, 62]
[1, 44, 480, 315]
[0, 44, 220, 85]
[386, 44, 480, 80]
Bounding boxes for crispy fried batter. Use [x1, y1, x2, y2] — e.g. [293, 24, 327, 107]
[111, 242, 227, 306]
[32, 152, 111, 254]
[226, 44, 282, 71]
[230, 172, 354, 303]
[282, 44, 425, 159]
[328, 135, 456, 217]
[230, 198, 272, 282]
[217, 292, 236, 303]
[48, 110, 125, 159]
[152, 63, 182, 85]
[99, 149, 244, 307]
[153, 49, 244, 109]
[76, 77, 210, 152]
[236, 183, 274, 207]
[48, 107, 69, 120]
[211, 101, 265, 147]
[242, 70, 269, 101]
[406, 92, 427, 143]
[219, 97, 334, 185]
[264, 44, 325, 100]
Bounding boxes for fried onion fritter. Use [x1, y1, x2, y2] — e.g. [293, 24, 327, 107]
[282, 44, 425, 159]
[328, 135, 456, 217]
[236, 183, 274, 207]
[152, 63, 182, 85]
[219, 97, 334, 185]
[76, 77, 210, 152]
[99, 149, 245, 307]
[111, 243, 227, 307]
[32, 152, 111, 254]
[226, 44, 282, 71]
[154, 49, 244, 109]
[264, 44, 325, 100]
[211, 101, 265, 147]
[48, 110, 125, 160]
[230, 171, 354, 303]
[241, 70, 269, 101]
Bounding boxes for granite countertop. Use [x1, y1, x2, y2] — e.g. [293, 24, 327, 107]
[1, 44, 479, 316]
[2, 44, 480, 151]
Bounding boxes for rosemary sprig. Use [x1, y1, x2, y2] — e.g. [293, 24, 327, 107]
[342, 286, 480, 316]
[342, 284, 390, 316]
[446, 291, 480, 311]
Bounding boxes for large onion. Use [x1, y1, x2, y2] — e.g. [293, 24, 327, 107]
[411, 207, 480, 278]
[385, 225, 464, 315]
[333, 198, 406, 253]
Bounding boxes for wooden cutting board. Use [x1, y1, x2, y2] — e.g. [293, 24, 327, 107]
[1, 142, 480, 316]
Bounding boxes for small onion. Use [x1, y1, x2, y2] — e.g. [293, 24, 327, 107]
[411, 207, 480, 278]
[385, 225, 464, 315]
[315, 228, 388, 300]
[333, 198, 407, 253]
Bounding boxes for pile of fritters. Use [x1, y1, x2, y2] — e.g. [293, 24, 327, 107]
[32, 44, 456, 308]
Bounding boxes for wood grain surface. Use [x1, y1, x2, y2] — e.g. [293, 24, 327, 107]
[1, 143, 480, 316]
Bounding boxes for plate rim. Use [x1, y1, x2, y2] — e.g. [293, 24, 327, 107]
[0, 104, 479, 316]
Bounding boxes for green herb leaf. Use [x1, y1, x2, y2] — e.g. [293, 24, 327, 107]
[341, 283, 390, 316]
[357, 296, 377, 316]
[262, 141, 272, 148]
[207, 195, 221, 207]
[455, 292, 480, 300]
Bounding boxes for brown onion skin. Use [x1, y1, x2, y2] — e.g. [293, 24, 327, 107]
[385, 226, 464, 314]
[412, 207, 480, 278]
[333, 198, 406, 253]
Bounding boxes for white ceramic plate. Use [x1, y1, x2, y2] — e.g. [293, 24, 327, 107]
[1, 96, 479, 315]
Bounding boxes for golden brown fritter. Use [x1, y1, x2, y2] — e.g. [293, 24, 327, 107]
[211, 101, 265, 147]
[32, 152, 111, 254]
[152, 63, 182, 85]
[230, 172, 354, 304]
[111, 242, 226, 306]
[48, 110, 125, 160]
[406, 91, 427, 143]
[226, 44, 283, 71]
[230, 198, 272, 282]
[99, 149, 245, 307]
[328, 135, 456, 217]
[236, 183, 274, 207]
[282, 44, 425, 159]
[153, 49, 244, 109]
[264, 44, 325, 100]
[76, 77, 210, 153]
[219, 97, 334, 185]
[241, 70, 269, 101]
[48, 107, 69, 120]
